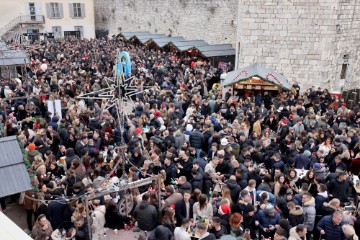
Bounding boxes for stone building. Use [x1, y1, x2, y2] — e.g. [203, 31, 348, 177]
[236, 0, 360, 91]
[93, 0, 360, 90]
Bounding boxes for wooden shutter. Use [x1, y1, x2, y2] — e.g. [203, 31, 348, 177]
[69, 3, 74, 18]
[81, 3, 85, 18]
[45, 3, 51, 18]
[59, 3, 63, 18]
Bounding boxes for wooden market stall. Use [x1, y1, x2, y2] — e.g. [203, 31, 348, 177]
[222, 63, 291, 98]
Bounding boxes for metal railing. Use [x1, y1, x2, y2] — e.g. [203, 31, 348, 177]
[0, 15, 45, 38]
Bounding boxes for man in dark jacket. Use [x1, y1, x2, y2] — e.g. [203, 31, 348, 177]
[191, 168, 203, 191]
[133, 193, 158, 231]
[287, 201, 304, 227]
[189, 124, 204, 158]
[226, 175, 241, 203]
[178, 176, 192, 195]
[163, 158, 177, 186]
[316, 211, 344, 240]
[327, 172, 351, 202]
[175, 191, 194, 227]
[294, 151, 311, 170]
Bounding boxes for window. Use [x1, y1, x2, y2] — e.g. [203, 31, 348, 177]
[340, 64, 348, 80]
[73, 3, 81, 17]
[70, 3, 85, 18]
[46, 3, 63, 19]
[52, 26, 62, 39]
[50, 3, 60, 18]
[74, 26, 83, 38]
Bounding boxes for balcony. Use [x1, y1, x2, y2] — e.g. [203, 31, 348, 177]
[19, 15, 45, 25]
[0, 15, 45, 39]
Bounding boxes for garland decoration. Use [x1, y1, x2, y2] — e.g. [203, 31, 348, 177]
[17, 137, 39, 192]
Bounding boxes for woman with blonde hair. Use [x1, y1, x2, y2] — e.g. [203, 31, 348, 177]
[221, 187, 233, 207]
[343, 224, 359, 240]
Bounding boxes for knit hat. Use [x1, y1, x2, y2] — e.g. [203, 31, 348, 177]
[313, 163, 321, 170]
[186, 124, 193, 132]
[218, 204, 231, 215]
[282, 119, 288, 125]
[265, 204, 275, 216]
[28, 143, 36, 151]
[303, 150, 311, 157]
[221, 138, 229, 146]
[154, 111, 161, 118]
[135, 128, 142, 134]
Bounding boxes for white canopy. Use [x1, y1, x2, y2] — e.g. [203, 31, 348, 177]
[0, 212, 33, 240]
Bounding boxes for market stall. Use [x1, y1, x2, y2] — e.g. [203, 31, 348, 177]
[222, 63, 291, 98]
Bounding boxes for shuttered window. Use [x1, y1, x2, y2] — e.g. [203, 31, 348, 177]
[69, 3, 85, 18]
[46, 3, 63, 19]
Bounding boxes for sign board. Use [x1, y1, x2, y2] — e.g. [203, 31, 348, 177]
[47, 100, 62, 119]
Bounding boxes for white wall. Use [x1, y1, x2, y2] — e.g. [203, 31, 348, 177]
[0, 0, 95, 39]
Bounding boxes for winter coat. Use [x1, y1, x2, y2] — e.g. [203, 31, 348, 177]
[256, 209, 281, 231]
[178, 182, 192, 195]
[289, 226, 306, 240]
[317, 215, 345, 240]
[294, 154, 311, 170]
[133, 201, 158, 231]
[65, 148, 79, 168]
[303, 197, 316, 231]
[322, 202, 337, 216]
[189, 130, 204, 149]
[175, 199, 194, 227]
[288, 206, 304, 227]
[91, 205, 106, 238]
[315, 192, 328, 215]
[191, 171, 204, 191]
[226, 179, 241, 203]
[47, 198, 71, 230]
[174, 132, 186, 150]
[327, 178, 351, 202]
[148, 225, 174, 240]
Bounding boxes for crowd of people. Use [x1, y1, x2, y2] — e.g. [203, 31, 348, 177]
[0, 37, 360, 240]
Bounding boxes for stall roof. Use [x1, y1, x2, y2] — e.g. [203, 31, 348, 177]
[136, 34, 167, 44]
[150, 37, 186, 47]
[120, 32, 235, 54]
[0, 136, 32, 198]
[171, 40, 209, 51]
[121, 31, 150, 40]
[223, 63, 291, 90]
[0, 213, 33, 240]
[196, 44, 233, 52]
[0, 49, 30, 66]
[202, 49, 236, 57]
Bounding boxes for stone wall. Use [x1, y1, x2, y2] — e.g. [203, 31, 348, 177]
[236, 0, 360, 91]
[94, 0, 238, 45]
[94, 0, 360, 91]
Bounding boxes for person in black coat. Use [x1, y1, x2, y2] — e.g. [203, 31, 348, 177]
[327, 172, 352, 202]
[225, 176, 241, 203]
[105, 202, 127, 229]
[287, 202, 304, 227]
[315, 184, 328, 215]
[47, 197, 71, 230]
[191, 168, 204, 192]
[175, 191, 194, 227]
[163, 158, 177, 186]
[189, 124, 204, 153]
[177, 176, 192, 195]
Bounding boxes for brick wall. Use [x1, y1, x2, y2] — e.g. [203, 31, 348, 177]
[94, 0, 238, 45]
[237, 0, 360, 91]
